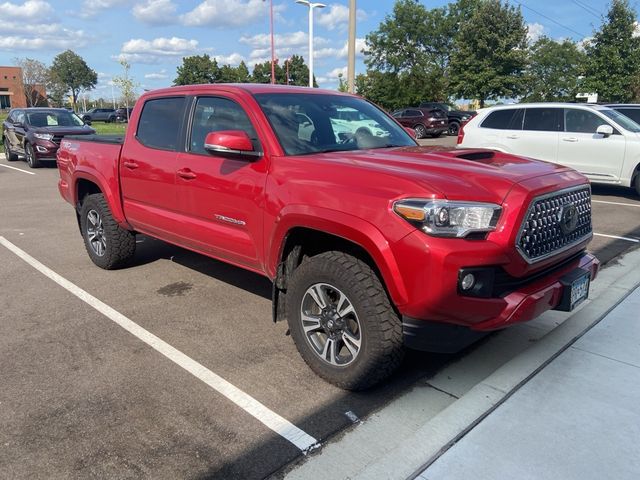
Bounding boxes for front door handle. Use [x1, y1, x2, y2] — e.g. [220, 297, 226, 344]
[123, 161, 139, 169]
[505, 134, 519, 139]
[177, 168, 197, 180]
[562, 137, 578, 142]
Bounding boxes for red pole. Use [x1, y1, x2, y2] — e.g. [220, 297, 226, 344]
[270, 0, 275, 84]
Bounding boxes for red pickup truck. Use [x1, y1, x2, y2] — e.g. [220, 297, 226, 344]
[57, 84, 599, 390]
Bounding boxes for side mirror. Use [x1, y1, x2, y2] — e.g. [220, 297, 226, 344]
[405, 126, 417, 139]
[596, 124, 613, 137]
[204, 130, 261, 159]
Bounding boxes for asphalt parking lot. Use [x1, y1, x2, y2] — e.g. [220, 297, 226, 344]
[1, 145, 639, 480]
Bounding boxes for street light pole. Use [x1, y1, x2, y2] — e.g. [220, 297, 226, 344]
[270, 0, 275, 84]
[347, 0, 356, 93]
[296, 0, 326, 88]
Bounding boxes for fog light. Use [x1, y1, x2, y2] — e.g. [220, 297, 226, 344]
[461, 273, 475, 291]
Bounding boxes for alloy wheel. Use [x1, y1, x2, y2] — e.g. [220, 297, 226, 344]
[300, 283, 362, 367]
[86, 209, 107, 257]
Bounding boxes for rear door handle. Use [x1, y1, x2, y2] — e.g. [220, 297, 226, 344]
[177, 168, 197, 180]
[506, 134, 519, 139]
[562, 137, 578, 142]
[123, 161, 139, 169]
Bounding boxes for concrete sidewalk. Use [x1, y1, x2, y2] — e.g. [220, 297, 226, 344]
[419, 284, 640, 480]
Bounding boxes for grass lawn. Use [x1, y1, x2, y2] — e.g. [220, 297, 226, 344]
[0, 112, 127, 154]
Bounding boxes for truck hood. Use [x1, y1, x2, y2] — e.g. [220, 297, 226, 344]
[313, 146, 577, 204]
[31, 125, 95, 136]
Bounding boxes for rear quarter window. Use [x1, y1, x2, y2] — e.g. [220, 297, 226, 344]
[481, 109, 524, 130]
[136, 97, 186, 151]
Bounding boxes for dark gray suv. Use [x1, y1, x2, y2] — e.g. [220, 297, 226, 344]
[81, 108, 116, 123]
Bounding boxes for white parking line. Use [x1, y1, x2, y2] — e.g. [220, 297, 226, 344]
[592, 199, 640, 208]
[0, 236, 319, 453]
[594, 233, 640, 243]
[0, 163, 36, 175]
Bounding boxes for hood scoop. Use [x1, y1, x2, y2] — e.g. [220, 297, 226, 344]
[454, 150, 495, 162]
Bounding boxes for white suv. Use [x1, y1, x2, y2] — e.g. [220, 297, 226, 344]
[457, 103, 640, 195]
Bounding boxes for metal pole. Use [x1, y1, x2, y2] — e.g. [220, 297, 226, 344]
[347, 0, 356, 93]
[308, 6, 313, 87]
[270, 0, 275, 84]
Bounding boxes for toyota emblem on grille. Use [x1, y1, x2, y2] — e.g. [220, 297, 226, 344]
[559, 203, 578, 235]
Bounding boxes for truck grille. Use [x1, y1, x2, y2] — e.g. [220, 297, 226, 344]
[516, 185, 592, 263]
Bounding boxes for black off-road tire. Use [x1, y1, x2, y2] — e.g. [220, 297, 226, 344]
[286, 251, 404, 390]
[79, 193, 136, 269]
[3, 138, 18, 161]
[448, 121, 460, 136]
[414, 124, 426, 139]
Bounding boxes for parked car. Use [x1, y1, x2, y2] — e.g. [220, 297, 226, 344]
[114, 107, 134, 123]
[457, 103, 640, 196]
[81, 108, 116, 123]
[2, 107, 95, 168]
[420, 101, 476, 136]
[605, 104, 640, 125]
[392, 107, 448, 138]
[56, 85, 598, 390]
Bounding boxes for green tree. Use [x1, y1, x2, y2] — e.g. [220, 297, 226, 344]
[449, 0, 528, 107]
[251, 60, 278, 84]
[49, 50, 98, 109]
[284, 55, 314, 86]
[112, 60, 139, 118]
[582, 0, 640, 102]
[13, 57, 50, 106]
[522, 37, 585, 102]
[174, 54, 220, 85]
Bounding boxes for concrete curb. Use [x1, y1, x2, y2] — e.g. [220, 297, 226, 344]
[284, 247, 640, 480]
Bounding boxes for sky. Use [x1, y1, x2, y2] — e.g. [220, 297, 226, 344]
[0, 0, 624, 100]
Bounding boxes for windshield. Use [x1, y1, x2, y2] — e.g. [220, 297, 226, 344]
[254, 93, 416, 155]
[26, 110, 85, 128]
[599, 108, 640, 133]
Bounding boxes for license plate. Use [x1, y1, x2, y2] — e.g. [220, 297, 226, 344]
[555, 269, 590, 312]
[569, 273, 590, 310]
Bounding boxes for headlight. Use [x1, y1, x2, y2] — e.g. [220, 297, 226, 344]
[393, 199, 502, 238]
[34, 133, 54, 141]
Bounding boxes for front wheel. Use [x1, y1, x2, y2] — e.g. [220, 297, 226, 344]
[634, 173, 640, 197]
[79, 193, 136, 269]
[448, 122, 460, 136]
[25, 143, 40, 168]
[3, 138, 18, 161]
[286, 251, 404, 390]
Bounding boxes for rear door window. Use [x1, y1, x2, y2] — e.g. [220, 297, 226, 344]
[523, 108, 561, 132]
[136, 97, 186, 151]
[481, 109, 524, 130]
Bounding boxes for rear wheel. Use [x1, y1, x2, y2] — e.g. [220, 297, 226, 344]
[448, 122, 460, 136]
[80, 193, 136, 269]
[25, 143, 40, 168]
[414, 124, 426, 139]
[3, 138, 18, 161]
[286, 251, 404, 390]
[634, 172, 640, 196]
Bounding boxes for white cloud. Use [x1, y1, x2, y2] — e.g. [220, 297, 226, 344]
[315, 4, 368, 31]
[215, 53, 245, 65]
[180, 0, 272, 28]
[79, 0, 128, 18]
[132, 0, 177, 25]
[0, 21, 90, 51]
[145, 70, 169, 79]
[0, 0, 54, 20]
[315, 37, 366, 60]
[527, 23, 545, 44]
[117, 36, 199, 64]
